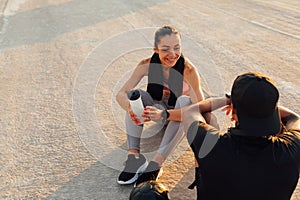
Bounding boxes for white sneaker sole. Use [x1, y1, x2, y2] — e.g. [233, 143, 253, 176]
[117, 161, 148, 185]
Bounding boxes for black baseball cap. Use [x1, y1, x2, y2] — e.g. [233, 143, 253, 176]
[231, 72, 281, 136]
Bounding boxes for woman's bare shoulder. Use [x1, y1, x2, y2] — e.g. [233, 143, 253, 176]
[138, 57, 151, 67]
[184, 57, 197, 73]
[136, 57, 151, 75]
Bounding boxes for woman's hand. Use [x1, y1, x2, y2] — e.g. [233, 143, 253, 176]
[142, 106, 164, 122]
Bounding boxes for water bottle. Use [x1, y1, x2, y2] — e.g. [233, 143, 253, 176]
[128, 90, 144, 123]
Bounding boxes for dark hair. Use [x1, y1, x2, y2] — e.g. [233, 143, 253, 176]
[129, 181, 170, 200]
[154, 26, 180, 48]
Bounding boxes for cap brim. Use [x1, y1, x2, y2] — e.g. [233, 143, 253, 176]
[237, 108, 281, 136]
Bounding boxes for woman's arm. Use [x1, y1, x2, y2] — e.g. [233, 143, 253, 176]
[116, 58, 150, 111]
[183, 58, 204, 103]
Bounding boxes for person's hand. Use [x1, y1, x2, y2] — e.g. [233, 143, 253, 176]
[222, 105, 233, 116]
[142, 106, 163, 122]
[127, 106, 142, 125]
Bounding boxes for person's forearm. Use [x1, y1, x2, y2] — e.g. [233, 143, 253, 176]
[197, 96, 230, 113]
[167, 96, 229, 121]
[279, 106, 300, 130]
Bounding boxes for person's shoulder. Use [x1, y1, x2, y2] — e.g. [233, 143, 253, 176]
[274, 130, 300, 167]
[137, 57, 151, 67]
[187, 121, 220, 158]
[135, 58, 150, 75]
[273, 129, 300, 152]
[290, 128, 300, 134]
[278, 129, 300, 140]
[187, 121, 206, 144]
[183, 57, 196, 70]
[183, 57, 199, 78]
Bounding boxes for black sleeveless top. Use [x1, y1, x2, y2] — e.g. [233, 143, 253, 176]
[146, 53, 185, 107]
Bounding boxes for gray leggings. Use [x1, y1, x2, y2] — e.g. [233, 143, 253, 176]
[126, 89, 191, 158]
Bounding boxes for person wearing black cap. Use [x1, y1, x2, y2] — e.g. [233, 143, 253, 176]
[143, 72, 300, 200]
[129, 181, 170, 200]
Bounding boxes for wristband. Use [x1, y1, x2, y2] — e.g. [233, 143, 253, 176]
[161, 109, 170, 122]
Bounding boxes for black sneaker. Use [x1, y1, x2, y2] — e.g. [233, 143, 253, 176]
[134, 161, 163, 187]
[117, 154, 148, 185]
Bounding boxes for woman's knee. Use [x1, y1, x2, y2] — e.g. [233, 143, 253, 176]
[175, 95, 191, 108]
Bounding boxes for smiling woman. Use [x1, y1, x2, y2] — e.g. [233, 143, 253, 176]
[115, 25, 218, 186]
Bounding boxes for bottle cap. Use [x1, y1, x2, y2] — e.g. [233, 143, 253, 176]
[128, 89, 140, 100]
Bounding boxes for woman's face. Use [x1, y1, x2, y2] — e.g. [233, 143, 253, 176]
[154, 33, 182, 67]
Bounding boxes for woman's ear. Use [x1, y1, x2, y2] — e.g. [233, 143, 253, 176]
[154, 47, 159, 54]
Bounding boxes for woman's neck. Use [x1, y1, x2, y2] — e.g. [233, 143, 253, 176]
[162, 66, 170, 81]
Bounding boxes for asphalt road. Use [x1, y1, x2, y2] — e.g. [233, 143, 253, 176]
[0, 0, 299, 199]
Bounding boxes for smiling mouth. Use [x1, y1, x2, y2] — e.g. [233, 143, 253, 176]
[165, 57, 178, 64]
[166, 58, 175, 62]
